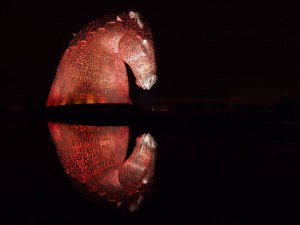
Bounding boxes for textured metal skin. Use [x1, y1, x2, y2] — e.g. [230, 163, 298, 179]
[48, 123, 157, 211]
[47, 11, 157, 106]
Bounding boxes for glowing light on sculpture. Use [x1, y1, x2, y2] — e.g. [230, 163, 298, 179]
[48, 123, 157, 211]
[47, 11, 157, 106]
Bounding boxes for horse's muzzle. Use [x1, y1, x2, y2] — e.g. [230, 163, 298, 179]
[140, 74, 157, 90]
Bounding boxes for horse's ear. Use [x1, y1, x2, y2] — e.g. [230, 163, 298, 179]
[128, 11, 136, 18]
[128, 11, 144, 29]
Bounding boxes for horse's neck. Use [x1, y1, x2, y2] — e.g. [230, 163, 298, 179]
[47, 25, 131, 106]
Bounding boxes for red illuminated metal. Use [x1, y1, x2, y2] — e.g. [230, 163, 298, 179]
[47, 11, 157, 106]
[48, 123, 157, 211]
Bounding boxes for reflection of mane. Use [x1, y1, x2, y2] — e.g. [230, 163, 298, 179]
[48, 123, 157, 211]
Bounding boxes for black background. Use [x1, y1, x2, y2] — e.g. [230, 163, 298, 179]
[2, 1, 300, 225]
[1, 1, 300, 106]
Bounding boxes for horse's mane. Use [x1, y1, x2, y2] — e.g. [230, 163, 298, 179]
[69, 11, 153, 47]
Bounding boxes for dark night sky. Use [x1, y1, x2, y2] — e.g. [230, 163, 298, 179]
[1, 1, 300, 107]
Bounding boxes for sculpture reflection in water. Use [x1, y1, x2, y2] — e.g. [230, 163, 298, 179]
[48, 123, 157, 212]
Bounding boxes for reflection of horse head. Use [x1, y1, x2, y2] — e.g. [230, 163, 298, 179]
[48, 123, 157, 211]
[47, 11, 157, 106]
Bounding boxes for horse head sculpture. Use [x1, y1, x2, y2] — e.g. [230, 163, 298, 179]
[47, 11, 157, 106]
[48, 123, 157, 211]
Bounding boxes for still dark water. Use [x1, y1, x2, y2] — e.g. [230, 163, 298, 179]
[1, 115, 300, 225]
